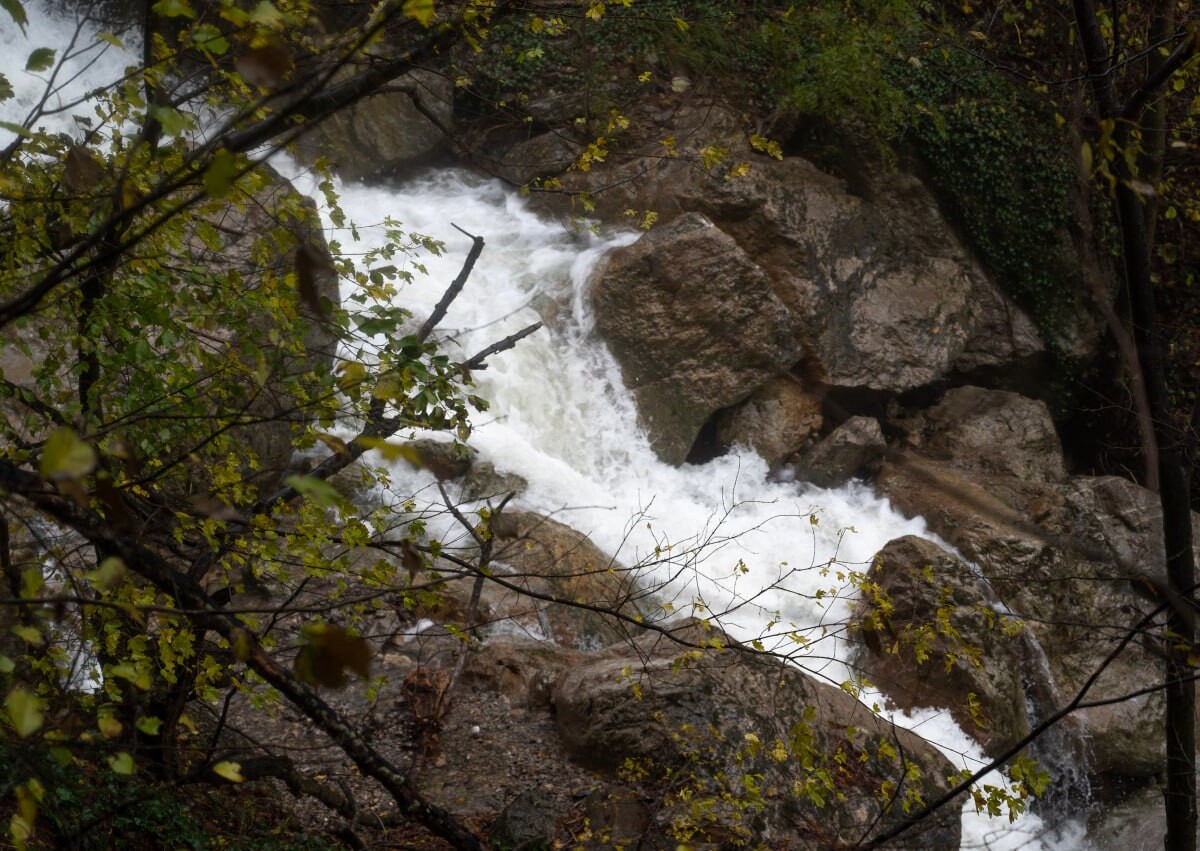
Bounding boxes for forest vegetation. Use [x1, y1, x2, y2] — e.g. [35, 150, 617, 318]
[0, 0, 1198, 848]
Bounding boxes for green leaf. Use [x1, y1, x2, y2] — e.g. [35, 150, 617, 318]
[150, 105, 189, 137]
[248, 1, 282, 25]
[189, 23, 229, 56]
[202, 148, 237, 198]
[5, 687, 43, 738]
[212, 760, 244, 782]
[402, 0, 435, 26]
[25, 47, 55, 73]
[86, 556, 126, 591]
[0, 120, 33, 140]
[135, 716, 163, 736]
[108, 752, 135, 775]
[0, 0, 27, 33]
[11, 626, 41, 646]
[284, 474, 342, 508]
[97, 31, 124, 48]
[0, 73, 13, 103]
[0, 656, 13, 673]
[40, 427, 96, 479]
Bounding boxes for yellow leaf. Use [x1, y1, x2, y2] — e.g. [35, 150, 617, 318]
[10, 811, 34, 847]
[356, 436, 424, 468]
[230, 627, 254, 663]
[97, 712, 123, 739]
[40, 427, 95, 480]
[203, 148, 237, 198]
[5, 687, 44, 738]
[212, 760, 244, 782]
[337, 361, 367, 394]
[402, 0, 435, 26]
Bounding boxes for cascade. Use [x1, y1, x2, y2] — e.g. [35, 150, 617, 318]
[1017, 628, 1095, 816]
[281, 164, 1095, 851]
[1, 4, 1104, 848]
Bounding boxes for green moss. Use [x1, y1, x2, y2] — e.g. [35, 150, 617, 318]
[895, 49, 1081, 346]
[1, 739, 337, 850]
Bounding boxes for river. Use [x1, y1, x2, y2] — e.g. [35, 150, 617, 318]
[1, 3, 1099, 848]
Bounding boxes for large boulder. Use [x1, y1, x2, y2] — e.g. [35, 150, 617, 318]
[853, 535, 1031, 757]
[714, 375, 823, 467]
[556, 621, 963, 849]
[526, 104, 1043, 400]
[876, 388, 1200, 779]
[294, 68, 453, 182]
[893, 386, 1067, 483]
[681, 157, 1044, 394]
[488, 511, 647, 649]
[590, 212, 801, 464]
[788, 414, 887, 488]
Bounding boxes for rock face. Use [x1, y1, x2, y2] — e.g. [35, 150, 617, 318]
[294, 68, 452, 182]
[489, 511, 646, 649]
[556, 621, 963, 849]
[714, 375, 823, 467]
[591, 212, 801, 464]
[893, 386, 1067, 483]
[854, 535, 1031, 757]
[701, 158, 1043, 394]
[877, 386, 1200, 779]
[788, 414, 886, 488]
[187, 165, 341, 486]
[579, 105, 1043, 465]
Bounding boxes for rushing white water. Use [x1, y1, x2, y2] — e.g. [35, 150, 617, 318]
[0, 4, 138, 144]
[280, 160, 1094, 851]
[2, 3, 1100, 847]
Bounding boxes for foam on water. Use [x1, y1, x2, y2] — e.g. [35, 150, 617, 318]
[0, 3, 139, 145]
[1, 3, 1098, 843]
[279, 162, 1096, 850]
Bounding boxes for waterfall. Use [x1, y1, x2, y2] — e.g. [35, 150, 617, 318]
[281, 163, 1096, 851]
[2, 3, 1101, 847]
[1017, 628, 1095, 815]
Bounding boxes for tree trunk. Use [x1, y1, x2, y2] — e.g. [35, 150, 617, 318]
[1071, 3, 1197, 848]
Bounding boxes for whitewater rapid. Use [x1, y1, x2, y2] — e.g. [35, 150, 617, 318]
[1, 2, 1094, 847]
[280, 162, 1090, 851]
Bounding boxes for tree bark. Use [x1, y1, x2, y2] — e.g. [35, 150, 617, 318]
[1072, 3, 1197, 848]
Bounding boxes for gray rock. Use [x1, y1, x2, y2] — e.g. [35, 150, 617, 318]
[488, 512, 646, 649]
[894, 386, 1066, 483]
[489, 788, 569, 850]
[590, 213, 801, 465]
[556, 621, 962, 849]
[790, 415, 885, 487]
[876, 452, 1200, 778]
[853, 535, 1031, 756]
[715, 375, 823, 467]
[294, 68, 453, 182]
